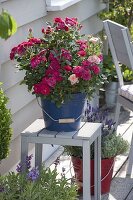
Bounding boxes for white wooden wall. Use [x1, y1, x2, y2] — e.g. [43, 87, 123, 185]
[0, 0, 106, 174]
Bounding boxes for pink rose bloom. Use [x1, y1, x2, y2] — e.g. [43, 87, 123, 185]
[50, 59, 61, 70]
[81, 70, 91, 80]
[98, 54, 103, 62]
[46, 68, 62, 82]
[44, 77, 56, 88]
[89, 37, 99, 43]
[10, 47, 17, 60]
[64, 65, 72, 72]
[76, 40, 87, 45]
[82, 60, 91, 68]
[17, 45, 25, 55]
[61, 49, 72, 61]
[28, 38, 42, 44]
[30, 56, 41, 68]
[39, 50, 46, 56]
[33, 83, 50, 95]
[46, 67, 60, 78]
[49, 53, 55, 61]
[76, 40, 88, 51]
[73, 66, 83, 78]
[68, 74, 79, 85]
[56, 22, 69, 31]
[46, 26, 53, 34]
[65, 17, 78, 26]
[41, 84, 51, 95]
[54, 17, 64, 23]
[21, 41, 33, 48]
[91, 65, 100, 75]
[77, 50, 86, 57]
[87, 55, 101, 64]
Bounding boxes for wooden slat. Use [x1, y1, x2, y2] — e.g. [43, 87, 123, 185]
[74, 123, 101, 140]
[81, 15, 103, 35]
[1, 0, 47, 28]
[56, 131, 76, 139]
[39, 129, 58, 138]
[12, 99, 41, 140]
[1, 61, 24, 91]
[22, 119, 44, 134]
[5, 83, 35, 115]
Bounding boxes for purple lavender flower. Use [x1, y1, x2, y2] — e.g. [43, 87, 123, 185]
[16, 163, 23, 173]
[27, 167, 39, 181]
[54, 157, 60, 168]
[0, 185, 4, 192]
[85, 103, 115, 136]
[25, 154, 33, 169]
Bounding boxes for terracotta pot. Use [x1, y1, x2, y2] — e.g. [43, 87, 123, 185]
[71, 156, 114, 195]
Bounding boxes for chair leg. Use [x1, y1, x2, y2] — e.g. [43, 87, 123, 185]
[114, 101, 121, 131]
[126, 132, 133, 177]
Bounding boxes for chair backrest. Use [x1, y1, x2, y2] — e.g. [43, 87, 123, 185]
[103, 20, 133, 86]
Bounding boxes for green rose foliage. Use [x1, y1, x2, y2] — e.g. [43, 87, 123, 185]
[0, 9, 17, 40]
[0, 84, 12, 161]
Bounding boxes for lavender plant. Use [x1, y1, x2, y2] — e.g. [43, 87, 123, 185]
[65, 102, 129, 159]
[0, 155, 77, 200]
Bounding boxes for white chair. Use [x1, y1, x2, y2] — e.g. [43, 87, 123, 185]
[103, 20, 133, 176]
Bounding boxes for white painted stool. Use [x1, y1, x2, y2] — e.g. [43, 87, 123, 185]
[21, 120, 101, 200]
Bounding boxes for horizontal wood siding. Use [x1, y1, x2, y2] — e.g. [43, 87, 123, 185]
[0, 0, 106, 174]
[0, 0, 47, 27]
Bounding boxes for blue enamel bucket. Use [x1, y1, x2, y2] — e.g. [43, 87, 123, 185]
[41, 93, 86, 132]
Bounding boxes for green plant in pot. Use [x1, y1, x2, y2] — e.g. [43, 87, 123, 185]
[0, 155, 77, 199]
[64, 103, 129, 194]
[102, 53, 119, 108]
[102, 53, 133, 108]
[10, 17, 105, 132]
[0, 83, 12, 163]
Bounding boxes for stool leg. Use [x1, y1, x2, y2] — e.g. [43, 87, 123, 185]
[35, 143, 42, 169]
[126, 132, 133, 177]
[83, 141, 91, 200]
[94, 135, 101, 200]
[114, 101, 121, 131]
[21, 135, 29, 171]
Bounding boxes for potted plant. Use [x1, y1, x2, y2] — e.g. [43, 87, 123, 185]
[10, 17, 105, 132]
[102, 53, 119, 108]
[102, 53, 133, 108]
[64, 103, 129, 194]
[0, 83, 12, 163]
[0, 155, 77, 199]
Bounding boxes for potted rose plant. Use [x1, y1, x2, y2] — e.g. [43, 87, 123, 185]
[64, 103, 129, 194]
[0, 155, 77, 200]
[10, 17, 104, 132]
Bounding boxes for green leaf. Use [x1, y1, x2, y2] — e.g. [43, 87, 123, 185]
[0, 9, 17, 40]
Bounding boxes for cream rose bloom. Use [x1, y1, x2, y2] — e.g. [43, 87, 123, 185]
[68, 74, 79, 85]
[88, 55, 101, 64]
